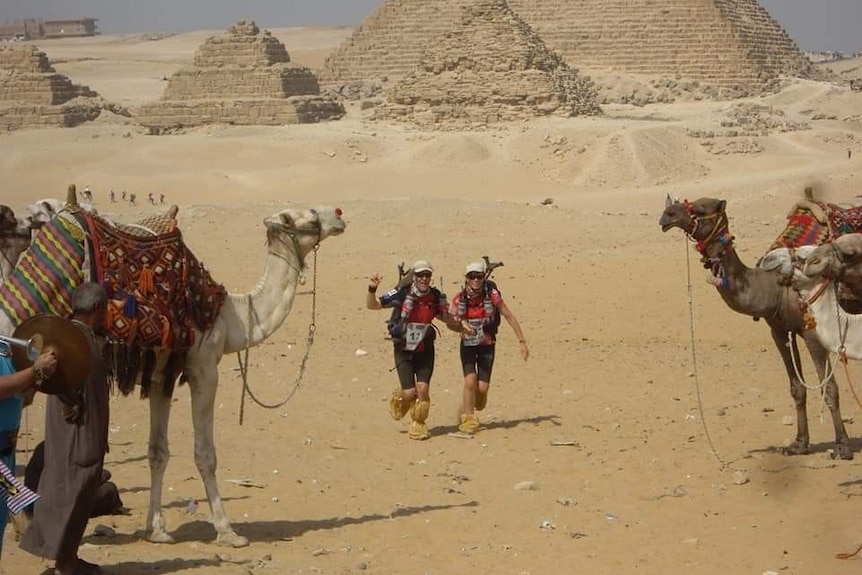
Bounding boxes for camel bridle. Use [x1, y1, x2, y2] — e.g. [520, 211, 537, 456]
[237, 215, 330, 425]
[687, 206, 735, 286]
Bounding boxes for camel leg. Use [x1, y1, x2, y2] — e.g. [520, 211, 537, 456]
[771, 329, 810, 455]
[146, 390, 175, 543]
[187, 366, 249, 548]
[801, 332, 853, 460]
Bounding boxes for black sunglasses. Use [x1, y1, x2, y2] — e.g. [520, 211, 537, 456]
[466, 273, 484, 280]
[415, 272, 432, 278]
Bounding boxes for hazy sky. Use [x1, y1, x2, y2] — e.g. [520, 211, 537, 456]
[3, 0, 860, 53]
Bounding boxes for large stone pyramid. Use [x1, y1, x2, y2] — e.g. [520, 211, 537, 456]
[0, 45, 102, 131]
[137, 21, 345, 133]
[322, 0, 475, 85]
[506, 0, 813, 90]
[374, 0, 600, 128]
[323, 0, 814, 95]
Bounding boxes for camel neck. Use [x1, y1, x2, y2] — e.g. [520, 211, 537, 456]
[0, 236, 30, 282]
[223, 235, 306, 354]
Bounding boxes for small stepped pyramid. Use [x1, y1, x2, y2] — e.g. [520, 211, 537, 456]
[0, 45, 102, 131]
[136, 21, 345, 133]
[374, 0, 601, 129]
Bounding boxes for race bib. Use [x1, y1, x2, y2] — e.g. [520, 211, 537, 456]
[403, 322, 430, 351]
[462, 319, 485, 347]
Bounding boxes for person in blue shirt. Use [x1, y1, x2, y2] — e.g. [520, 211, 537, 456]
[0, 343, 57, 558]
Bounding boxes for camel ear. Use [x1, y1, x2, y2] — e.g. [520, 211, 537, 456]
[717, 200, 727, 213]
[665, 194, 673, 208]
[836, 240, 859, 259]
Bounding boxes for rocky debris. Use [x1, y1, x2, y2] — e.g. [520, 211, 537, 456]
[323, 80, 384, 101]
[373, 0, 600, 130]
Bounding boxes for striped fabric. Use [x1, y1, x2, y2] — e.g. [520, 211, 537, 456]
[0, 214, 86, 324]
[0, 459, 39, 515]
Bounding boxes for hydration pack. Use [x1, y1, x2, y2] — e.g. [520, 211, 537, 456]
[386, 285, 442, 341]
[386, 285, 410, 340]
[459, 279, 501, 336]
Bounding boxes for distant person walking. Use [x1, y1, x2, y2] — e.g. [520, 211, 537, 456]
[159, 194, 165, 205]
[128, 193, 136, 206]
[109, 190, 115, 204]
[121, 191, 127, 202]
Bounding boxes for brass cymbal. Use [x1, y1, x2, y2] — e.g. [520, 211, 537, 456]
[12, 315, 92, 395]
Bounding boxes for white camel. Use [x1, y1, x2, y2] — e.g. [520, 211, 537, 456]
[761, 245, 862, 360]
[0, 204, 346, 547]
[26, 198, 98, 228]
[802, 233, 862, 295]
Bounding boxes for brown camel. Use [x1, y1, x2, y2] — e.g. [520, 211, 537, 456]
[659, 197, 852, 460]
[0, 205, 31, 282]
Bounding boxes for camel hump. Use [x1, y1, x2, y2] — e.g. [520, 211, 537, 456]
[788, 199, 828, 224]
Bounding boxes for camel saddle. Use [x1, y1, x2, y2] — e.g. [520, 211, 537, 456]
[768, 199, 862, 252]
[79, 211, 227, 351]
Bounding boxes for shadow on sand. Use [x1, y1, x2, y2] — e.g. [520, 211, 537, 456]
[85, 500, 478, 551]
[747, 438, 857, 459]
[431, 413, 561, 436]
[172, 500, 479, 543]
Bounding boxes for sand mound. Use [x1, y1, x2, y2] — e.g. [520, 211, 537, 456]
[411, 134, 493, 165]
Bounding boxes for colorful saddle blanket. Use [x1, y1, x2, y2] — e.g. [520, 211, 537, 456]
[768, 200, 862, 252]
[0, 211, 226, 351]
[84, 212, 226, 350]
[0, 214, 85, 323]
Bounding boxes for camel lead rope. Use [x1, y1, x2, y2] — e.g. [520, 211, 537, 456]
[683, 235, 734, 471]
[238, 244, 319, 425]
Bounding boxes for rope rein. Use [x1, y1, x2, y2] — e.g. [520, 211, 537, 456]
[684, 236, 736, 471]
[237, 231, 320, 425]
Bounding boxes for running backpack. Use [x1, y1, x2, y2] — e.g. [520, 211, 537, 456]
[386, 285, 410, 340]
[459, 279, 501, 336]
[385, 285, 442, 340]
[485, 280, 501, 336]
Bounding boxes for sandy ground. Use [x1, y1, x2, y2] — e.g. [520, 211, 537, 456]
[1, 28, 862, 575]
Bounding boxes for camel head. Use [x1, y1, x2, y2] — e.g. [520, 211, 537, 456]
[263, 206, 346, 258]
[1, 206, 20, 235]
[803, 234, 862, 281]
[26, 198, 98, 230]
[0, 205, 31, 240]
[659, 197, 727, 241]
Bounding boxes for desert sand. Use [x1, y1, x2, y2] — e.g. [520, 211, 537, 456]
[1, 27, 862, 575]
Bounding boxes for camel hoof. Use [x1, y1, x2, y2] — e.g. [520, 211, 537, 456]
[146, 531, 176, 544]
[830, 446, 855, 461]
[217, 531, 249, 548]
[779, 441, 809, 456]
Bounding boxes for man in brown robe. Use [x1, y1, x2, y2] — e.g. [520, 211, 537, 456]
[20, 283, 110, 575]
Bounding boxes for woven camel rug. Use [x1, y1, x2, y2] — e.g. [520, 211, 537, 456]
[0, 213, 85, 324]
[83, 213, 227, 396]
[767, 201, 862, 252]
